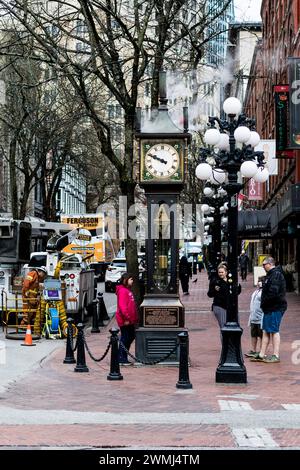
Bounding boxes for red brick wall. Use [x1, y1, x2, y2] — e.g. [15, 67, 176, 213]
[244, 0, 300, 208]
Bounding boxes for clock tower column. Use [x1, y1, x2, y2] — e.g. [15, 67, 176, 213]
[135, 72, 191, 363]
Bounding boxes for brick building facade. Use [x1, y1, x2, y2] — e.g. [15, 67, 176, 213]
[244, 0, 300, 292]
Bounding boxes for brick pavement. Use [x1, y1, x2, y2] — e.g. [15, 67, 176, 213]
[0, 270, 300, 448]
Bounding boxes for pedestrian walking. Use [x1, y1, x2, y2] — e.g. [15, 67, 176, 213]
[244, 277, 264, 358]
[179, 255, 192, 295]
[239, 250, 249, 281]
[251, 257, 287, 363]
[197, 253, 204, 273]
[115, 273, 139, 365]
[207, 264, 229, 330]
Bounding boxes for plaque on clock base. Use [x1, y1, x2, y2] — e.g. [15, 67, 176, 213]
[141, 296, 185, 327]
[135, 296, 186, 364]
[135, 327, 188, 364]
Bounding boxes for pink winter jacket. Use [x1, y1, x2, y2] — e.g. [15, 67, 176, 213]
[116, 284, 139, 327]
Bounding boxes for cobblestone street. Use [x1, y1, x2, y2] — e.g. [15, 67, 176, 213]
[0, 271, 300, 449]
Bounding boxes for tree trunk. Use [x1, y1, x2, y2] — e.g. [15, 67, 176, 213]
[9, 139, 19, 219]
[43, 168, 63, 221]
[49, 171, 62, 221]
[19, 178, 31, 219]
[151, 56, 164, 110]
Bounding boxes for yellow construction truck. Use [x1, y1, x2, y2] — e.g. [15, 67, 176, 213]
[60, 214, 119, 282]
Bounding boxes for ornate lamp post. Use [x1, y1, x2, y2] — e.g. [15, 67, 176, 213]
[196, 97, 269, 383]
[201, 185, 228, 278]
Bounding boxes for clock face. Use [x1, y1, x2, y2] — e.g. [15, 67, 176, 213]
[144, 143, 180, 179]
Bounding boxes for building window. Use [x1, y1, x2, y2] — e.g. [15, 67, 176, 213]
[111, 19, 120, 29]
[145, 82, 150, 97]
[76, 19, 88, 35]
[107, 105, 114, 118]
[115, 104, 122, 117]
[76, 41, 90, 52]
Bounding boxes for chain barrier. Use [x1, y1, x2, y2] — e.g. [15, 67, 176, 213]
[77, 326, 179, 367]
[83, 335, 111, 362]
[119, 340, 179, 366]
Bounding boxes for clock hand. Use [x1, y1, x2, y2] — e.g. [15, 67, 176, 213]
[152, 155, 168, 164]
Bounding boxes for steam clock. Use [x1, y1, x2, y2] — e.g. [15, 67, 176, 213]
[135, 72, 191, 362]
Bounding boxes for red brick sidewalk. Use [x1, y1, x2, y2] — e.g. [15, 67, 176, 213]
[0, 270, 300, 448]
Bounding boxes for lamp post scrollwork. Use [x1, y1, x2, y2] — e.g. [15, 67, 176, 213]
[196, 97, 269, 383]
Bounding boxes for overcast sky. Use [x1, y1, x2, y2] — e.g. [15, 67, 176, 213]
[234, 0, 262, 22]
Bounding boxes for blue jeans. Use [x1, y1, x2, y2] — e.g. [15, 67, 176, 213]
[118, 324, 136, 363]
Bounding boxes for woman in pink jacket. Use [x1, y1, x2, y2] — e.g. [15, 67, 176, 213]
[116, 273, 139, 365]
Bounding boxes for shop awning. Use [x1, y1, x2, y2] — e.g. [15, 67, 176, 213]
[238, 210, 274, 238]
[277, 183, 300, 223]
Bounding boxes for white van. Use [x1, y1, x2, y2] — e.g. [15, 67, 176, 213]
[104, 254, 145, 292]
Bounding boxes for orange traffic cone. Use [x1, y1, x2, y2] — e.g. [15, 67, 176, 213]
[21, 324, 36, 347]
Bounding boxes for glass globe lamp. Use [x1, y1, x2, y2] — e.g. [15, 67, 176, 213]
[201, 203, 210, 213]
[234, 126, 251, 143]
[196, 163, 212, 180]
[210, 169, 226, 185]
[245, 131, 260, 148]
[203, 187, 214, 197]
[240, 160, 258, 178]
[253, 167, 269, 183]
[216, 133, 230, 150]
[204, 128, 221, 145]
[223, 97, 242, 115]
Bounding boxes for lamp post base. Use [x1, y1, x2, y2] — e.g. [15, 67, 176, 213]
[215, 322, 247, 384]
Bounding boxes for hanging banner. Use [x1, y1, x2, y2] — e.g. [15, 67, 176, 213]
[248, 179, 263, 201]
[289, 58, 300, 149]
[274, 85, 289, 155]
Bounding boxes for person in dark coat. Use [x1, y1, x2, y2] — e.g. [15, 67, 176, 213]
[239, 250, 249, 281]
[179, 256, 192, 295]
[207, 264, 229, 329]
[251, 257, 287, 363]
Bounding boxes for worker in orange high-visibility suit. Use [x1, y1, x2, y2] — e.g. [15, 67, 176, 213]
[22, 267, 47, 327]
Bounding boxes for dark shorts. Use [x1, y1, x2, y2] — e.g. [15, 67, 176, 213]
[262, 311, 284, 333]
[250, 323, 263, 338]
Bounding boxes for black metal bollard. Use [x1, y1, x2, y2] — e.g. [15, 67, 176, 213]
[74, 323, 89, 372]
[63, 318, 76, 364]
[99, 292, 109, 321]
[107, 327, 123, 381]
[91, 299, 100, 333]
[176, 331, 192, 389]
[97, 292, 105, 326]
